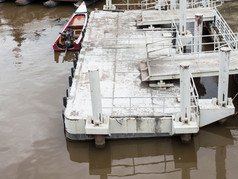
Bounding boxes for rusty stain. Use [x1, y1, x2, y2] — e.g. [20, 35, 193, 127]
[12, 47, 21, 53]
[136, 118, 142, 131]
[197, 16, 203, 25]
[154, 117, 161, 133]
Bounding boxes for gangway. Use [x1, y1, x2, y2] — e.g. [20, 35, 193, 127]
[214, 7, 238, 50]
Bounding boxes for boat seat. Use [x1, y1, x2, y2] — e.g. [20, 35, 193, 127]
[74, 29, 82, 35]
[68, 25, 83, 29]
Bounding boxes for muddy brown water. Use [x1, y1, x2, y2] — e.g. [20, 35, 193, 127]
[1, 1, 238, 179]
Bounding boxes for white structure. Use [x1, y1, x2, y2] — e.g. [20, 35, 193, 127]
[180, 65, 191, 123]
[63, 2, 236, 145]
[88, 69, 102, 125]
[218, 47, 230, 106]
[103, 0, 116, 10]
[179, 0, 187, 34]
[194, 14, 203, 53]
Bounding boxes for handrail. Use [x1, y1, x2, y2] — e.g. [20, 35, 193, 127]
[101, 96, 181, 116]
[101, 76, 199, 117]
[140, 0, 223, 10]
[214, 7, 238, 50]
[104, 0, 223, 11]
[146, 31, 238, 60]
[190, 73, 199, 114]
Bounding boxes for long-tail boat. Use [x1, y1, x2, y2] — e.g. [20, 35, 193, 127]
[53, 1, 87, 52]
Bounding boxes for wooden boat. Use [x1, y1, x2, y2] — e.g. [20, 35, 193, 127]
[53, 1, 88, 52]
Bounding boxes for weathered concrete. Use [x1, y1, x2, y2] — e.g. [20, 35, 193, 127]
[63, 8, 235, 141]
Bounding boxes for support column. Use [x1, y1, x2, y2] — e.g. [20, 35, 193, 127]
[170, 0, 176, 10]
[89, 69, 102, 125]
[218, 47, 231, 106]
[103, 0, 116, 10]
[180, 65, 191, 123]
[179, 0, 187, 35]
[106, 0, 111, 8]
[194, 14, 203, 53]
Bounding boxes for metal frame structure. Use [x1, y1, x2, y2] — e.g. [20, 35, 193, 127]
[104, 0, 223, 10]
[63, 1, 237, 145]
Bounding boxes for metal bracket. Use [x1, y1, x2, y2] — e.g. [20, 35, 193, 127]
[149, 80, 174, 88]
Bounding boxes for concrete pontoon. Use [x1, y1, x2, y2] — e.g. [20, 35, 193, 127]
[63, 0, 238, 145]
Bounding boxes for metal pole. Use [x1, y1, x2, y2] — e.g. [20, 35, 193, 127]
[106, 0, 109, 9]
[194, 14, 203, 54]
[179, 0, 187, 35]
[104, 0, 112, 10]
[180, 65, 191, 123]
[89, 69, 102, 125]
[170, 0, 176, 10]
[218, 47, 231, 106]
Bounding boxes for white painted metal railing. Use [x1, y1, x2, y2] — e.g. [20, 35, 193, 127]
[214, 7, 238, 50]
[104, 28, 176, 48]
[101, 96, 180, 117]
[101, 73, 199, 118]
[104, 0, 223, 11]
[187, 0, 223, 9]
[140, 0, 223, 10]
[190, 73, 199, 114]
[141, 0, 158, 10]
[145, 21, 182, 59]
[101, 92, 198, 117]
[146, 32, 238, 61]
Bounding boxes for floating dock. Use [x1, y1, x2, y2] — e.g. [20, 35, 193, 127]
[63, 0, 238, 145]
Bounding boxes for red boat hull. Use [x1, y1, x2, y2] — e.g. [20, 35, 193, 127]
[53, 41, 81, 52]
[53, 5, 87, 52]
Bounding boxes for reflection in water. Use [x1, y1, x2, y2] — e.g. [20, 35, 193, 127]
[0, 2, 75, 47]
[54, 51, 76, 63]
[0, 1, 238, 179]
[194, 76, 218, 99]
[195, 76, 238, 110]
[66, 120, 235, 179]
[216, 146, 226, 179]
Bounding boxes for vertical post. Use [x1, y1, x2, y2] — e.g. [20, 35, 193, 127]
[105, 0, 109, 8]
[180, 65, 191, 123]
[179, 0, 187, 35]
[218, 47, 230, 106]
[104, 0, 115, 10]
[170, 0, 176, 10]
[158, 0, 161, 16]
[89, 69, 102, 125]
[208, 0, 210, 7]
[194, 14, 203, 54]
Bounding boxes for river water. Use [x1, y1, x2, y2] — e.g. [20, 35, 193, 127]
[1, 1, 238, 179]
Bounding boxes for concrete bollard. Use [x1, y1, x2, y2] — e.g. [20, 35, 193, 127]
[180, 65, 191, 123]
[88, 69, 102, 125]
[218, 47, 231, 106]
[194, 14, 203, 54]
[179, 0, 187, 35]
